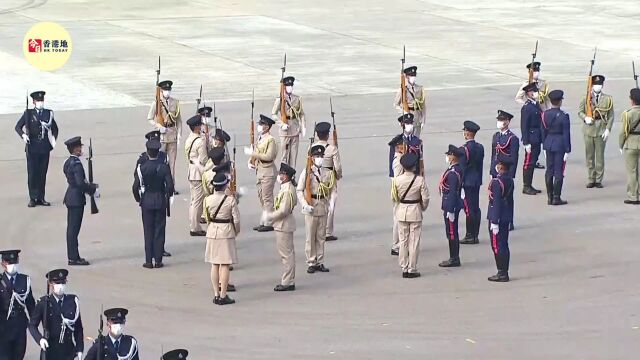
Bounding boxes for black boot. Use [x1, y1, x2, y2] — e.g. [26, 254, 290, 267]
[552, 179, 568, 205]
[545, 176, 554, 205]
[462, 215, 474, 243]
[522, 168, 537, 195]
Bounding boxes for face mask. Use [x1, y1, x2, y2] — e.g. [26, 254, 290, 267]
[53, 284, 65, 296]
[162, 90, 171, 98]
[5, 264, 18, 275]
[110, 324, 124, 337]
[445, 155, 450, 164]
[532, 71, 540, 80]
[531, 92, 539, 100]
[277, 176, 284, 184]
[407, 76, 416, 85]
[404, 124, 414, 133]
[592, 85, 603, 93]
[35, 101, 44, 110]
[314, 157, 323, 167]
[256, 125, 264, 133]
[496, 121, 505, 130]
[285, 86, 293, 94]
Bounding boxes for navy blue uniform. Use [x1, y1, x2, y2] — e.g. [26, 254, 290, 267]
[542, 107, 571, 202]
[0, 273, 35, 360]
[487, 174, 514, 274]
[440, 163, 463, 260]
[459, 140, 484, 240]
[133, 158, 174, 264]
[520, 100, 543, 171]
[491, 130, 519, 227]
[28, 294, 84, 360]
[136, 150, 167, 166]
[63, 156, 97, 261]
[85, 334, 139, 360]
[14, 109, 58, 202]
[388, 134, 422, 177]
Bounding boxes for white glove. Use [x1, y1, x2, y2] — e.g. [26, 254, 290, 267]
[543, 150, 547, 160]
[446, 212, 455, 222]
[39, 339, 49, 350]
[281, 124, 289, 131]
[159, 126, 167, 134]
[21, 134, 30, 144]
[620, 148, 624, 155]
[301, 127, 306, 138]
[563, 153, 568, 162]
[243, 146, 253, 156]
[490, 223, 499, 235]
[247, 160, 256, 170]
[302, 204, 314, 214]
[93, 189, 101, 199]
[77, 352, 83, 360]
[524, 144, 532, 153]
[602, 129, 610, 141]
[584, 116, 593, 125]
[460, 188, 466, 200]
[169, 195, 175, 205]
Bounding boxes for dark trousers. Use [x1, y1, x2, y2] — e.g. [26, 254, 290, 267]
[142, 208, 166, 263]
[66, 206, 84, 260]
[522, 143, 541, 186]
[0, 334, 27, 360]
[26, 151, 50, 201]
[489, 222, 510, 273]
[443, 210, 460, 259]
[545, 150, 565, 180]
[462, 186, 481, 237]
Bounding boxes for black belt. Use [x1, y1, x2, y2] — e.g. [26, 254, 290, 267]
[630, 132, 640, 135]
[324, 166, 334, 170]
[210, 218, 231, 223]
[311, 194, 326, 200]
[400, 199, 420, 204]
[165, 123, 176, 128]
[408, 107, 415, 111]
[261, 160, 273, 164]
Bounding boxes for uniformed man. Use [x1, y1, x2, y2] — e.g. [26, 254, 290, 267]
[185, 115, 207, 237]
[147, 80, 182, 193]
[394, 66, 427, 138]
[297, 145, 334, 274]
[0, 250, 35, 360]
[487, 160, 514, 282]
[197, 105, 214, 148]
[391, 153, 430, 278]
[520, 82, 543, 195]
[133, 138, 175, 268]
[516, 61, 549, 169]
[162, 349, 189, 360]
[14, 91, 59, 207]
[438, 145, 465, 268]
[245, 115, 278, 232]
[266, 163, 298, 291]
[388, 134, 405, 256]
[312, 122, 343, 241]
[619, 88, 640, 205]
[390, 114, 423, 175]
[459, 121, 484, 245]
[85, 308, 139, 360]
[491, 111, 519, 231]
[542, 90, 571, 206]
[202, 147, 227, 197]
[578, 75, 615, 188]
[29, 269, 84, 360]
[63, 136, 98, 266]
[272, 76, 306, 167]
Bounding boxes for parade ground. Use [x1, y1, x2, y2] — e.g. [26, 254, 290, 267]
[1, 1, 640, 359]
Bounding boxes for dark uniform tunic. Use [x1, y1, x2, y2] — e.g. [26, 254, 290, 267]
[85, 334, 139, 360]
[491, 130, 519, 227]
[440, 163, 463, 260]
[0, 273, 35, 360]
[487, 174, 514, 274]
[459, 140, 484, 240]
[63, 155, 97, 261]
[28, 294, 84, 360]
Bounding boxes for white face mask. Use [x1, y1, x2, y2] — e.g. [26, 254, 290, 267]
[592, 85, 603, 93]
[497, 121, 505, 130]
[445, 155, 450, 164]
[532, 71, 540, 80]
[110, 324, 124, 337]
[313, 157, 324, 167]
[277, 176, 283, 184]
[35, 101, 44, 110]
[53, 284, 65, 296]
[256, 125, 264, 133]
[404, 124, 414, 133]
[5, 264, 18, 275]
[407, 76, 416, 85]
[285, 86, 293, 94]
[162, 90, 171, 98]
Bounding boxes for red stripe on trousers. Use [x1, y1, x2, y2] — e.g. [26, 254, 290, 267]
[449, 220, 455, 241]
[524, 151, 532, 170]
[463, 198, 470, 217]
[492, 233, 498, 255]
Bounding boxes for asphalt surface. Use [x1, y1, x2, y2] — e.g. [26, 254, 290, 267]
[1, 1, 639, 359]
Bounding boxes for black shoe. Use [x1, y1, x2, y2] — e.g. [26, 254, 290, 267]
[624, 200, 640, 205]
[229, 265, 234, 271]
[28, 200, 36, 208]
[163, 251, 172, 257]
[253, 225, 261, 231]
[307, 266, 317, 274]
[217, 295, 235, 305]
[403, 272, 421, 278]
[438, 258, 461, 267]
[391, 249, 399, 256]
[219, 284, 236, 292]
[154, 262, 164, 268]
[274, 284, 296, 292]
[143, 263, 154, 269]
[461, 237, 479, 244]
[551, 196, 568, 206]
[256, 225, 274, 232]
[535, 162, 545, 169]
[213, 296, 220, 305]
[488, 273, 510, 282]
[586, 182, 596, 188]
[37, 199, 51, 206]
[68, 258, 90, 266]
[325, 235, 338, 241]
[190, 230, 206, 236]
[316, 264, 330, 272]
[532, 187, 542, 194]
[509, 223, 515, 231]
[594, 183, 603, 188]
[174, 191, 180, 195]
[522, 186, 537, 195]
[199, 218, 207, 224]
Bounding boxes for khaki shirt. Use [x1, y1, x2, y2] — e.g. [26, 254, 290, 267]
[147, 97, 183, 143]
[578, 93, 615, 137]
[184, 132, 207, 181]
[270, 181, 297, 232]
[394, 83, 426, 115]
[619, 105, 640, 150]
[251, 133, 278, 178]
[391, 172, 430, 222]
[296, 166, 334, 216]
[272, 94, 306, 137]
[392, 152, 404, 177]
[204, 191, 240, 238]
[313, 140, 343, 180]
[515, 79, 550, 111]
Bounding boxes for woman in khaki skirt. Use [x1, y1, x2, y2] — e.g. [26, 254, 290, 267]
[204, 172, 240, 305]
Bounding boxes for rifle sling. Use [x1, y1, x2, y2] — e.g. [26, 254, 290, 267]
[211, 195, 228, 221]
[187, 137, 200, 164]
[400, 174, 418, 202]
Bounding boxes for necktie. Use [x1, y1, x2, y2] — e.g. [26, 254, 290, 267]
[11, 276, 15, 286]
[115, 339, 120, 352]
[596, 94, 599, 103]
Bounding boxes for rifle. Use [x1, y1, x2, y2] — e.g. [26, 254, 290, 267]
[585, 47, 597, 119]
[329, 97, 338, 147]
[230, 135, 237, 194]
[96, 305, 104, 360]
[400, 46, 409, 113]
[88, 138, 99, 215]
[40, 281, 49, 360]
[304, 123, 317, 205]
[528, 40, 539, 83]
[249, 90, 256, 166]
[633, 61, 639, 89]
[197, 85, 209, 150]
[24, 91, 30, 151]
[279, 53, 288, 125]
[155, 56, 166, 127]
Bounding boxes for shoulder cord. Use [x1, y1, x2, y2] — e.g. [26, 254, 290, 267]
[275, 190, 294, 211]
[593, 97, 613, 122]
[59, 296, 80, 344]
[117, 337, 138, 360]
[7, 276, 31, 320]
[487, 178, 505, 200]
[439, 169, 462, 194]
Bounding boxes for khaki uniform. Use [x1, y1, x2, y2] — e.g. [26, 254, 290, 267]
[391, 152, 404, 252]
[296, 166, 334, 266]
[251, 133, 278, 225]
[619, 106, 640, 201]
[148, 97, 182, 184]
[272, 94, 306, 167]
[185, 132, 207, 232]
[269, 181, 298, 285]
[515, 79, 550, 111]
[313, 140, 343, 238]
[204, 191, 240, 264]
[391, 171, 430, 273]
[578, 93, 615, 184]
[394, 84, 426, 137]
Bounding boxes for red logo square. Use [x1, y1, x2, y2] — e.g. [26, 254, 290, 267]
[28, 39, 42, 53]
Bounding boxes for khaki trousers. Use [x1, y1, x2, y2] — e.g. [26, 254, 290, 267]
[162, 141, 178, 185]
[412, 110, 425, 139]
[584, 134, 607, 183]
[189, 180, 204, 232]
[398, 221, 422, 273]
[276, 230, 295, 285]
[325, 184, 338, 237]
[280, 135, 299, 168]
[305, 214, 327, 266]
[391, 205, 399, 251]
[624, 148, 640, 201]
[257, 176, 275, 225]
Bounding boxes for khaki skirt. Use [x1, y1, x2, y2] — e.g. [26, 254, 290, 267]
[205, 237, 238, 265]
